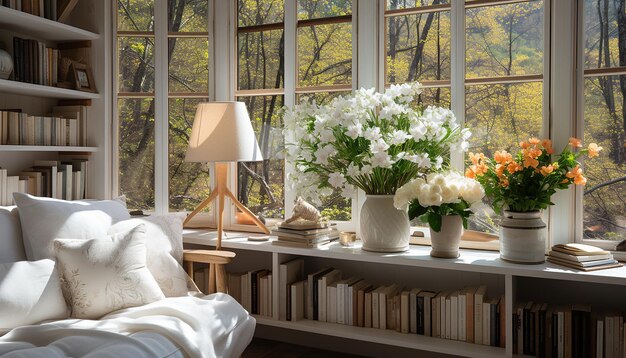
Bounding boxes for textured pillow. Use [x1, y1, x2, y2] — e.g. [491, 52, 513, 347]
[0, 206, 26, 263]
[108, 215, 195, 297]
[54, 224, 165, 319]
[0, 259, 68, 330]
[13, 192, 131, 261]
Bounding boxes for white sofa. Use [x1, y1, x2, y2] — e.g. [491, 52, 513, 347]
[0, 204, 255, 358]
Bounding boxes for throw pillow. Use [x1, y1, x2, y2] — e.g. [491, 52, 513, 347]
[108, 215, 196, 297]
[0, 259, 68, 330]
[0, 206, 26, 263]
[54, 224, 165, 319]
[13, 192, 131, 261]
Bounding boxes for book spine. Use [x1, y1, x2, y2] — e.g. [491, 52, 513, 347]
[410, 292, 417, 334]
[417, 295, 424, 335]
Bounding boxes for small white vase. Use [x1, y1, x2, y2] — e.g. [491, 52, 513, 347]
[430, 215, 463, 258]
[360, 195, 410, 253]
[499, 210, 546, 264]
[0, 49, 13, 80]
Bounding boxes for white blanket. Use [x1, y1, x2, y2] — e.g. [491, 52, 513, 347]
[0, 294, 255, 358]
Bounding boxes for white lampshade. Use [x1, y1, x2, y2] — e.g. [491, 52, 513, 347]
[185, 102, 263, 163]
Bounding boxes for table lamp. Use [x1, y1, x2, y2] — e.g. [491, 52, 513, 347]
[184, 101, 270, 249]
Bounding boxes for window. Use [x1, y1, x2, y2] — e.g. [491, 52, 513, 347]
[115, 0, 210, 213]
[384, 0, 545, 234]
[235, 0, 354, 224]
[580, 0, 626, 242]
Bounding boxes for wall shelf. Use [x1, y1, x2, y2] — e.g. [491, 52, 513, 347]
[0, 6, 99, 41]
[0, 79, 100, 99]
[0, 145, 98, 152]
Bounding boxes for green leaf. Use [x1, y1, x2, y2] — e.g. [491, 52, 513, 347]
[408, 203, 428, 221]
[428, 213, 442, 232]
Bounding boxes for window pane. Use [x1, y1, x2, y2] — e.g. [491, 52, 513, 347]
[298, 0, 351, 20]
[118, 98, 155, 211]
[298, 23, 352, 87]
[118, 37, 155, 93]
[117, 0, 154, 32]
[466, 1, 543, 78]
[297, 91, 350, 105]
[168, 38, 209, 93]
[414, 86, 451, 108]
[583, 0, 624, 69]
[168, 0, 208, 32]
[583, 75, 626, 240]
[238, 0, 284, 27]
[237, 96, 285, 220]
[386, 11, 451, 84]
[465, 82, 543, 234]
[386, 0, 449, 10]
[168, 98, 211, 212]
[238, 30, 285, 90]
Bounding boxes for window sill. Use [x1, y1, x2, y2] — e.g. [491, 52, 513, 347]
[411, 228, 500, 251]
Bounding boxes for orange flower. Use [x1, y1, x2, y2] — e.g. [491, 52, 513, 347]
[520, 141, 531, 149]
[574, 174, 587, 185]
[529, 137, 541, 145]
[569, 137, 582, 148]
[561, 178, 570, 184]
[541, 139, 552, 150]
[469, 152, 486, 165]
[523, 156, 539, 169]
[499, 178, 510, 187]
[540, 165, 554, 176]
[465, 167, 476, 179]
[507, 162, 522, 174]
[495, 164, 506, 178]
[587, 143, 602, 158]
[566, 165, 582, 179]
[494, 150, 512, 165]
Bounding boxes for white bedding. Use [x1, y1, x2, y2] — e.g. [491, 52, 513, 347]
[0, 293, 255, 358]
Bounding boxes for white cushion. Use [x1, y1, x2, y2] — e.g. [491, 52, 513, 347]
[54, 224, 165, 319]
[108, 215, 195, 297]
[13, 192, 131, 261]
[0, 259, 68, 330]
[0, 206, 26, 263]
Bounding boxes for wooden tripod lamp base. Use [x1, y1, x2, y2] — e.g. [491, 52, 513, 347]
[183, 162, 270, 249]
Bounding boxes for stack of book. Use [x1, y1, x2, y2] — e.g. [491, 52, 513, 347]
[1, 106, 88, 147]
[12, 37, 60, 86]
[547, 244, 622, 271]
[271, 221, 339, 248]
[513, 302, 625, 357]
[225, 269, 273, 317]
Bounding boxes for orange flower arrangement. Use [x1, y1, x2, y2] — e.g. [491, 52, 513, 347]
[466, 137, 602, 212]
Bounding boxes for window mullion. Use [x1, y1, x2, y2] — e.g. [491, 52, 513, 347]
[284, 0, 297, 219]
[450, 0, 465, 171]
[154, 0, 168, 214]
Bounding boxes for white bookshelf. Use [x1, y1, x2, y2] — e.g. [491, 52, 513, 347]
[0, 79, 100, 99]
[0, 0, 111, 199]
[0, 6, 99, 41]
[184, 229, 626, 357]
[0, 145, 98, 152]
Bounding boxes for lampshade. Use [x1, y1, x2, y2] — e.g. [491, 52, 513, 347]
[185, 102, 263, 163]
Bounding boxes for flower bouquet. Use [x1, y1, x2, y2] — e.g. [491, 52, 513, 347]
[465, 137, 602, 263]
[284, 82, 469, 252]
[394, 172, 484, 258]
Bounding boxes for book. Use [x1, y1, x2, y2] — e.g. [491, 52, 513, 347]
[290, 280, 306, 321]
[474, 286, 487, 345]
[483, 301, 490, 346]
[278, 221, 331, 230]
[432, 291, 442, 338]
[380, 284, 400, 330]
[451, 291, 459, 340]
[462, 286, 477, 343]
[419, 290, 436, 337]
[409, 288, 421, 334]
[372, 286, 386, 329]
[271, 238, 338, 249]
[459, 290, 466, 341]
[351, 280, 369, 326]
[318, 269, 341, 322]
[357, 284, 373, 327]
[364, 289, 373, 328]
[445, 293, 452, 339]
[327, 282, 338, 323]
[547, 257, 623, 271]
[548, 250, 612, 262]
[227, 272, 244, 303]
[489, 297, 500, 347]
[552, 243, 610, 256]
[278, 258, 304, 321]
[336, 277, 359, 325]
[400, 290, 410, 334]
[307, 267, 333, 320]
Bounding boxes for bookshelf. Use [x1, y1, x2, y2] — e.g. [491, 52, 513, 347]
[184, 229, 626, 357]
[0, 0, 111, 200]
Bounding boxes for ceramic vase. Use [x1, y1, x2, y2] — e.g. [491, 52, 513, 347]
[0, 49, 13, 80]
[429, 215, 463, 258]
[360, 195, 410, 253]
[499, 210, 546, 264]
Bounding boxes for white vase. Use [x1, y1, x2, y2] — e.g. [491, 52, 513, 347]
[429, 215, 463, 258]
[499, 210, 546, 264]
[0, 49, 13, 80]
[360, 195, 410, 253]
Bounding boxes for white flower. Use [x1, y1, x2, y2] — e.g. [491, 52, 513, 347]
[410, 123, 427, 141]
[417, 184, 443, 207]
[328, 172, 346, 188]
[441, 183, 461, 204]
[416, 153, 432, 169]
[360, 164, 373, 175]
[393, 177, 425, 210]
[379, 101, 405, 120]
[315, 145, 335, 165]
[346, 163, 360, 178]
[370, 152, 394, 168]
[434, 156, 444, 170]
[319, 128, 335, 143]
[369, 139, 390, 153]
[389, 130, 411, 146]
[460, 178, 485, 204]
[363, 127, 382, 141]
[346, 123, 362, 139]
[342, 185, 356, 197]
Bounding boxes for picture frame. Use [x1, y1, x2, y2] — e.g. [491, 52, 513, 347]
[68, 61, 96, 93]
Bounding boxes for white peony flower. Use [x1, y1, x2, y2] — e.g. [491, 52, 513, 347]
[441, 183, 461, 204]
[328, 172, 346, 188]
[460, 178, 485, 204]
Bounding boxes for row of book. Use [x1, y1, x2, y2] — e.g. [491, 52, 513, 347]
[271, 221, 339, 249]
[12, 37, 61, 86]
[1, 0, 59, 21]
[514, 302, 625, 358]
[224, 269, 273, 318]
[0, 156, 88, 205]
[274, 259, 505, 347]
[0, 107, 88, 146]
